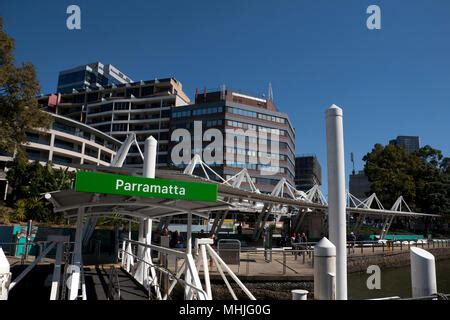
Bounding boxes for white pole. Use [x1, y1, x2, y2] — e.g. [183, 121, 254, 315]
[143, 135, 157, 179]
[68, 208, 84, 300]
[49, 238, 65, 300]
[144, 136, 161, 300]
[314, 237, 336, 300]
[325, 104, 347, 300]
[187, 213, 192, 255]
[143, 135, 156, 263]
[128, 220, 132, 240]
[0, 248, 11, 300]
[410, 247, 437, 298]
[138, 136, 157, 289]
[184, 213, 193, 297]
[200, 245, 212, 299]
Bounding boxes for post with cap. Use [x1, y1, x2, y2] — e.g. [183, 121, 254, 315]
[325, 104, 347, 300]
[410, 247, 437, 298]
[314, 237, 336, 300]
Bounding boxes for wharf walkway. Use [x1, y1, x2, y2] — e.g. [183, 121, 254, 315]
[84, 265, 149, 300]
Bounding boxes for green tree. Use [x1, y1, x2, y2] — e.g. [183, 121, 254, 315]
[363, 144, 419, 208]
[363, 144, 450, 235]
[6, 157, 74, 223]
[0, 18, 51, 155]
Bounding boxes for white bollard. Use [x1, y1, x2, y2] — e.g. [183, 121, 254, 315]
[135, 136, 157, 285]
[292, 289, 309, 300]
[143, 135, 157, 179]
[325, 104, 347, 300]
[314, 237, 336, 300]
[410, 247, 437, 298]
[0, 248, 11, 300]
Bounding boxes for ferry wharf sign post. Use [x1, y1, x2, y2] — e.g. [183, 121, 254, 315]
[75, 171, 218, 202]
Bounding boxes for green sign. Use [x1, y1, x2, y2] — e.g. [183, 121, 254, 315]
[75, 171, 218, 202]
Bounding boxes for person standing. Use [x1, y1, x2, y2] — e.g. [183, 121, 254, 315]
[349, 231, 357, 253]
[236, 223, 243, 235]
[300, 232, 308, 250]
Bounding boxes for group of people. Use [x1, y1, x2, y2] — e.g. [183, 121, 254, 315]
[278, 231, 309, 248]
[159, 227, 185, 249]
[291, 232, 309, 250]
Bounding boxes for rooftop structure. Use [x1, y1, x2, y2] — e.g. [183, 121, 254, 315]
[57, 62, 133, 93]
[389, 135, 420, 154]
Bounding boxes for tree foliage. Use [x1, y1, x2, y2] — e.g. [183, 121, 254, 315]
[0, 18, 51, 155]
[363, 144, 450, 232]
[6, 157, 74, 223]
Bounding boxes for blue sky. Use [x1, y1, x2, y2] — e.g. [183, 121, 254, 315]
[1, 0, 449, 193]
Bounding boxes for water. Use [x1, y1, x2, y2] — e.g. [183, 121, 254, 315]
[348, 259, 450, 299]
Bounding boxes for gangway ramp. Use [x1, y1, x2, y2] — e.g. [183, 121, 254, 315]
[83, 265, 149, 300]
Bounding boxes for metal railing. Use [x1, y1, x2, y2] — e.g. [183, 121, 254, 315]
[221, 248, 315, 276]
[118, 240, 209, 300]
[371, 293, 450, 300]
[346, 239, 450, 255]
[0, 241, 74, 264]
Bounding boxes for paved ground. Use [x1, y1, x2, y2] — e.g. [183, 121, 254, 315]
[165, 243, 444, 281]
[163, 249, 315, 281]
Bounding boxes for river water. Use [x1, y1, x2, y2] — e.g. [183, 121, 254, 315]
[348, 259, 450, 299]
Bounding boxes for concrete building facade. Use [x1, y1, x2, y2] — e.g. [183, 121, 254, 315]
[0, 112, 122, 200]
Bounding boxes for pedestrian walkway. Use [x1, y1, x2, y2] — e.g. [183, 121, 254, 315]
[84, 265, 149, 300]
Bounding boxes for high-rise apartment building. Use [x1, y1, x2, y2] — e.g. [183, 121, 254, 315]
[170, 87, 296, 193]
[389, 135, 420, 154]
[57, 62, 133, 93]
[39, 77, 190, 167]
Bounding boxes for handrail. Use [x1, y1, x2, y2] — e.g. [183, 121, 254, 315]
[119, 248, 208, 300]
[400, 293, 450, 300]
[122, 239, 186, 258]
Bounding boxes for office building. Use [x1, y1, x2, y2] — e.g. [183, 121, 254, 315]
[57, 62, 133, 93]
[170, 87, 296, 193]
[39, 77, 190, 167]
[294, 155, 322, 191]
[389, 135, 420, 154]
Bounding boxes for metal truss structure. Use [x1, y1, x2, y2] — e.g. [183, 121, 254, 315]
[182, 155, 439, 241]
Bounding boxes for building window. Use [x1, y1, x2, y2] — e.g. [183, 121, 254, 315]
[112, 123, 127, 132]
[85, 146, 98, 158]
[114, 102, 129, 110]
[53, 154, 74, 165]
[53, 122, 76, 135]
